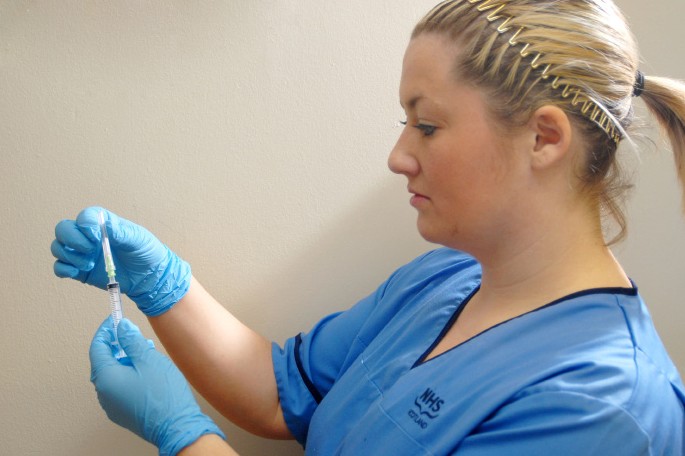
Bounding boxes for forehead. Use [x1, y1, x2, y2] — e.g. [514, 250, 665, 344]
[399, 34, 463, 109]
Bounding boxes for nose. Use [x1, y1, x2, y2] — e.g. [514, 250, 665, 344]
[388, 130, 420, 176]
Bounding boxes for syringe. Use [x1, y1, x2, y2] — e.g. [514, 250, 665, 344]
[98, 211, 127, 360]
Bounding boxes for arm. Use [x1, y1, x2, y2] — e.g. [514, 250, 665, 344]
[178, 434, 239, 456]
[149, 277, 292, 439]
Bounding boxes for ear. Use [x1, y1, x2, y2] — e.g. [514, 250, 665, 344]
[527, 105, 572, 170]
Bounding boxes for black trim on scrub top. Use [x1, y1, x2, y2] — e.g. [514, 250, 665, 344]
[413, 284, 639, 368]
[294, 333, 324, 404]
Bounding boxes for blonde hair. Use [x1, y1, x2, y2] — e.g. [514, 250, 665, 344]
[413, 0, 685, 243]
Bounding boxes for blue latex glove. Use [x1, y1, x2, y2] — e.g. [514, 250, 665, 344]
[52, 207, 191, 316]
[90, 317, 226, 456]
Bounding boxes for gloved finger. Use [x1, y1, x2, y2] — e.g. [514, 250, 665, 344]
[89, 317, 122, 381]
[75, 207, 107, 243]
[54, 219, 96, 253]
[53, 261, 81, 279]
[51, 240, 96, 271]
[116, 319, 154, 360]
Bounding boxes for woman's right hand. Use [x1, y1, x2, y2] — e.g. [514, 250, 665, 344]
[51, 207, 192, 316]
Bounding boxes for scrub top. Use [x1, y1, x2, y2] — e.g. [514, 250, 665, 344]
[272, 248, 685, 455]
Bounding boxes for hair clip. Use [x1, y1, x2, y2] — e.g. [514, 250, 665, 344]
[464, 0, 622, 145]
[496, 17, 513, 33]
[508, 27, 525, 46]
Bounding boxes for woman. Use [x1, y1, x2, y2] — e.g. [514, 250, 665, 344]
[53, 0, 685, 454]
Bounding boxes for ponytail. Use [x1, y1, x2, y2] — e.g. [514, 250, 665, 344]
[639, 76, 685, 207]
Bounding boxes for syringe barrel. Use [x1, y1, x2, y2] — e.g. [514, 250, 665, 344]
[106, 282, 127, 360]
[107, 282, 124, 327]
[98, 211, 116, 276]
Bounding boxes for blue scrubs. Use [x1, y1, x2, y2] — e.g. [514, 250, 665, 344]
[272, 248, 685, 454]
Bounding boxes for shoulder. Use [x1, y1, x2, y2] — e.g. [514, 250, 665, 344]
[369, 247, 480, 324]
[379, 248, 480, 297]
[350, 248, 480, 351]
[513, 290, 685, 452]
[461, 388, 657, 455]
[411, 247, 477, 269]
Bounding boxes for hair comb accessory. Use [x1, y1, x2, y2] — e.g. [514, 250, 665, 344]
[633, 71, 645, 97]
[464, 0, 622, 145]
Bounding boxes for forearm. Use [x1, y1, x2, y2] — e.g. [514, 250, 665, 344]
[178, 434, 239, 456]
[149, 277, 291, 439]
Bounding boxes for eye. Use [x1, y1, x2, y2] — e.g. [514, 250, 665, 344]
[414, 123, 437, 137]
[397, 120, 437, 137]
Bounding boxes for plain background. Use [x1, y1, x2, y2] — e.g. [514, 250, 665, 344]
[1, 1, 683, 454]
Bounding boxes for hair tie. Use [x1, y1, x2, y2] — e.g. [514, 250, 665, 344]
[633, 71, 645, 97]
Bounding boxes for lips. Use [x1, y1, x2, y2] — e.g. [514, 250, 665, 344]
[408, 187, 429, 207]
[409, 187, 428, 200]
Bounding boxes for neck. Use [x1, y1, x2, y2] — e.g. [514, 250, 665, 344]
[470, 204, 631, 311]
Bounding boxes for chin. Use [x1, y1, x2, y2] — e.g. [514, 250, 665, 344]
[416, 218, 470, 253]
[416, 219, 446, 246]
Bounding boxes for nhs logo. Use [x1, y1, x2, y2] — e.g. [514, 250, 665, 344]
[408, 388, 444, 429]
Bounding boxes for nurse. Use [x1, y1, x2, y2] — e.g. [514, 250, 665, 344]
[53, 0, 685, 454]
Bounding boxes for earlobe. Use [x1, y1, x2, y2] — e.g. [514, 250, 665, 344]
[529, 105, 572, 170]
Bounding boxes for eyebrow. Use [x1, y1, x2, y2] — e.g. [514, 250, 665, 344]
[400, 95, 424, 111]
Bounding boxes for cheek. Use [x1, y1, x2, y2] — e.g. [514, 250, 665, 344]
[439, 156, 509, 216]
[427, 129, 510, 204]
[440, 153, 493, 193]
[460, 137, 513, 186]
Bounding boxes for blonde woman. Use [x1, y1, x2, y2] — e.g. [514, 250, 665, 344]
[53, 1, 685, 454]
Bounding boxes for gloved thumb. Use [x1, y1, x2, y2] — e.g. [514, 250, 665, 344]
[116, 319, 154, 360]
[89, 317, 121, 380]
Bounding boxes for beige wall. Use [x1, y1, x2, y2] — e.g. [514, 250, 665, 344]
[1, 1, 682, 455]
